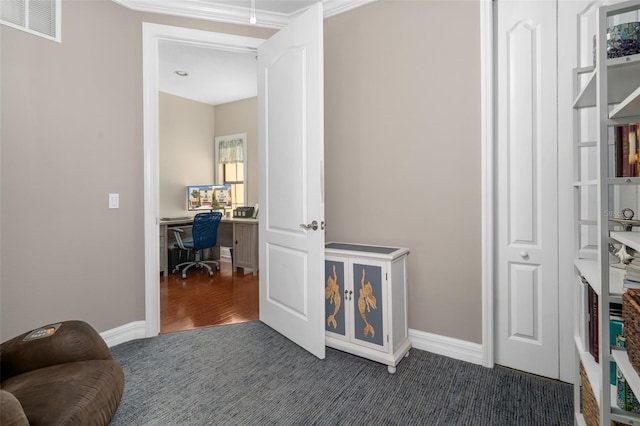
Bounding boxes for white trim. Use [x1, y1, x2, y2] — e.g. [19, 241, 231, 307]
[100, 322, 483, 365]
[480, 0, 494, 369]
[142, 23, 265, 338]
[322, 0, 377, 18]
[100, 321, 146, 347]
[409, 329, 484, 366]
[114, 0, 375, 29]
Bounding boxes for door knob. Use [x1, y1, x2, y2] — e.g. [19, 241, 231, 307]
[520, 251, 529, 259]
[299, 220, 318, 231]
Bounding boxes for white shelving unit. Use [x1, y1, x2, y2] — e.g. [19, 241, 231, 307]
[572, 1, 640, 424]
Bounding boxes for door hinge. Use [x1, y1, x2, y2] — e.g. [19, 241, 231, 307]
[387, 334, 389, 343]
[386, 273, 388, 281]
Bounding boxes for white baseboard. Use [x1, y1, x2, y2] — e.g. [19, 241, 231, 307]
[100, 321, 147, 347]
[409, 328, 484, 366]
[99, 322, 484, 365]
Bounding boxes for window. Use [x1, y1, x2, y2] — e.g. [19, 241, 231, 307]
[1, 0, 61, 42]
[215, 133, 247, 210]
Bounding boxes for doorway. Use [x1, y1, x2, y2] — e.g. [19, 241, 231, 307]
[156, 39, 260, 333]
[142, 23, 265, 337]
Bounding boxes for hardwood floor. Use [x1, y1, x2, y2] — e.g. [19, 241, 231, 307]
[160, 259, 259, 334]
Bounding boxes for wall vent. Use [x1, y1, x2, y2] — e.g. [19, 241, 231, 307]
[1, 0, 61, 42]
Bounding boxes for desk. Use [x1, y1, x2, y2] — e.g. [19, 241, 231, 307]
[159, 217, 259, 275]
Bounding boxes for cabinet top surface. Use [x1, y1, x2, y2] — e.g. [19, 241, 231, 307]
[325, 242, 409, 258]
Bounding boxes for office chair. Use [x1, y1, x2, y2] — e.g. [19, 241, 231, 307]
[170, 211, 223, 278]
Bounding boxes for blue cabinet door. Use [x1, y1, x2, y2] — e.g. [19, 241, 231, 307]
[325, 260, 346, 337]
[352, 263, 384, 347]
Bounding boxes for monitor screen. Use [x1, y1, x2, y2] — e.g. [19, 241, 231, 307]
[186, 184, 231, 212]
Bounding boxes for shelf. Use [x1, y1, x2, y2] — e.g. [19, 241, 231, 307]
[573, 179, 598, 187]
[610, 86, 640, 120]
[572, 3, 640, 424]
[610, 351, 640, 424]
[576, 342, 640, 422]
[573, 54, 640, 109]
[611, 231, 640, 253]
[575, 258, 625, 296]
[607, 177, 640, 184]
[610, 384, 640, 423]
[611, 265, 626, 296]
[612, 350, 640, 399]
[576, 334, 602, 406]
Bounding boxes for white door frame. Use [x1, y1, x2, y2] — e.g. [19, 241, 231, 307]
[142, 23, 265, 337]
[480, 0, 494, 369]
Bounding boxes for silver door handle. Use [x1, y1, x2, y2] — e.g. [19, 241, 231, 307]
[300, 220, 318, 231]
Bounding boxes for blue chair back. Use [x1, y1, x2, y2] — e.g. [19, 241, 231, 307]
[191, 212, 222, 250]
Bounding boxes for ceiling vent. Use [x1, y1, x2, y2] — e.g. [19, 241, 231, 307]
[1, 0, 61, 42]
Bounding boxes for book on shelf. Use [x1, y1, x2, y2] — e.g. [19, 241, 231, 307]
[611, 318, 624, 385]
[615, 327, 640, 413]
[617, 367, 640, 414]
[611, 260, 640, 289]
[588, 284, 599, 363]
[615, 124, 639, 178]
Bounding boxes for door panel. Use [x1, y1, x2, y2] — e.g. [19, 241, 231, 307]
[507, 22, 537, 244]
[352, 263, 384, 349]
[258, 3, 325, 359]
[496, 0, 559, 378]
[508, 263, 539, 340]
[325, 259, 346, 338]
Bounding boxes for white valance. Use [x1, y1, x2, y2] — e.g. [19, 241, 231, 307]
[218, 138, 244, 163]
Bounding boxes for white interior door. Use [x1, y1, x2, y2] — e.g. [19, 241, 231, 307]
[258, 3, 325, 359]
[495, 0, 559, 378]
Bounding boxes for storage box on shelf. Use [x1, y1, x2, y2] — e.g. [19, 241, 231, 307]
[572, 1, 640, 424]
[623, 289, 640, 377]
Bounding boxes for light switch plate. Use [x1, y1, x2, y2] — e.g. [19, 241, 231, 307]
[109, 193, 119, 209]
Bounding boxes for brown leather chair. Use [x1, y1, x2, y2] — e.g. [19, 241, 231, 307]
[0, 321, 124, 425]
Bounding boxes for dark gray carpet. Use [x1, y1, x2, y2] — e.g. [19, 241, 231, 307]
[109, 322, 573, 425]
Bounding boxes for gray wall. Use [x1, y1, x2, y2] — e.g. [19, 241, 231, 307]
[0, 0, 482, 345]
[323, 1, 482, 342]
[159, 92, 216, 218]
[0, 0, 275, 341]
[159, 94, 258, 217]
[214, 97, 259, 207]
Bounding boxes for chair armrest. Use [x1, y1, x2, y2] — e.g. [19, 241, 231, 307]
[0, 390, 29, 425]
[0, 321, 112, 382]
[169, 227, 186, 249]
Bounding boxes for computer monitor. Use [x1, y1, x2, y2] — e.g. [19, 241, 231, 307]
[186, 184, 231, 212]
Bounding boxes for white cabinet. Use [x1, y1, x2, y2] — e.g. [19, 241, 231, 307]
[232, 220, 259, 273]
[324, 242, 411, 373]
[572, 1, 640, 424]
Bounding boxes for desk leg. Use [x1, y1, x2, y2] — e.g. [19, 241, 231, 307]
[159, 224, 168, 275]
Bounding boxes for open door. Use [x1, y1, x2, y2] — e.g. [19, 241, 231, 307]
[258, 3, 325, 359]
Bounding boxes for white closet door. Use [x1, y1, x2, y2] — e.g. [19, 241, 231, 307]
[495, 0, 559, 378]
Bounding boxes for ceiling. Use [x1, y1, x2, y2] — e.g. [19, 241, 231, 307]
[159, 41, 258, 106]
[114, 0, 374, 28]
[116, 0, 375, 106]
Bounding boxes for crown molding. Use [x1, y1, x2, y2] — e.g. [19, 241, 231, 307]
[112, 0, 376, 29]
[323, 0, 376, 18]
